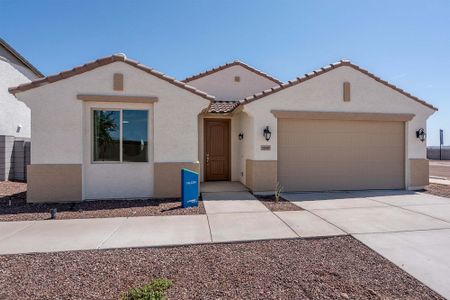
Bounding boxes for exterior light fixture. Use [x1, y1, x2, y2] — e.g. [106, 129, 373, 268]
[416, 128, 426, 142]
[263, 126, 272, 141]
[238, 132, 244, 140]
[50, 208, 57, 219]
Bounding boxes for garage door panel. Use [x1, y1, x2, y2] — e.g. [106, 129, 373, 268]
[278, 119, 405, 191]
[283, 135, 402, 149]
[280, 160, 403, 178]
[279, 145, 404, 164]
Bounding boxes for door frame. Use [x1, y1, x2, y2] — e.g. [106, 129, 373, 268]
[203, 118, 231, 181]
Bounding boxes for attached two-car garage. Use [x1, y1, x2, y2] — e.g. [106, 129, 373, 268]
[277, 112, 409, 192]
[242, 61, 435, 193]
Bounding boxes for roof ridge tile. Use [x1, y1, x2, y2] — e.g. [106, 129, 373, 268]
[182, 60, 283, 84]
[9, 54, 216, 101]
[240, 60, 437, 111]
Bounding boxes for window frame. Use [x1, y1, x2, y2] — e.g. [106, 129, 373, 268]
[91, 108, 149, 164]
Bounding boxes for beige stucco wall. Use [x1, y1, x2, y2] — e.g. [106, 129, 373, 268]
[186, 65, 278, 101]
[408, 158, 429, 189]
[27, 164, 82, 203]
[242, 66, 435, 190]
[16, 61, 210, 200]
[154, 162, 200, 198]
[245, 159, 277, 192]
[238, 112, 254, 185]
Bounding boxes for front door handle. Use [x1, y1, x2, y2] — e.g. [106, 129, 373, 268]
[206, 153, 210, 164]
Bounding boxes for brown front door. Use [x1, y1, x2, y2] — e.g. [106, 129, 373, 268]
[204, 119, 231, 181]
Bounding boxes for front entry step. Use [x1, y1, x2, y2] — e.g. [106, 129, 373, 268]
[202, 191, 256, 201]
[200, 181, 248, 193]
[202, 191, 268, 214]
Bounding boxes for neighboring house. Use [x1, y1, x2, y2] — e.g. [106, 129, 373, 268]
[9, 54, 436, 203]
[0, 38, 43, 181]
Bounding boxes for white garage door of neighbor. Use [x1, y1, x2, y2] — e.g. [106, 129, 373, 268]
[278, 119, 405, 192]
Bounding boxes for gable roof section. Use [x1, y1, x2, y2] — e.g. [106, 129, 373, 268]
[8, 54, 215, 100]
[0, 38, 44, 77]
[182, 60, 283, 85]
[241, 60, 437, 111]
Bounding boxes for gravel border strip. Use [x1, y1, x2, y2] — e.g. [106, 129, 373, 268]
[0, 182, 205, 222]
[0, 236, 443, 299]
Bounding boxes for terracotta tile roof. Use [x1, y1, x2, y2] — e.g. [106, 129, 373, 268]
[182, 60, 283, 85]
[0, 38, 44, 77]
[241, 60, 438, 111]
[208, 101, 240, 113]
[8, 54, 215, 101]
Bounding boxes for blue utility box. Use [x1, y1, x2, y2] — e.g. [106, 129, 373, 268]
[181, 168, 199, 208]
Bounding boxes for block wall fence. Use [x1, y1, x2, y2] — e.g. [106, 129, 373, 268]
[0, 135, 30, 181]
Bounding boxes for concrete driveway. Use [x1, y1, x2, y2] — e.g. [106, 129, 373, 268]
[283, 190, 450, 298]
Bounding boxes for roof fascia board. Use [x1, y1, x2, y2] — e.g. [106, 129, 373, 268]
[271, 110, 415, 122]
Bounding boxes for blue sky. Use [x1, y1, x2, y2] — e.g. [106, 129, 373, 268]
[1, 0, 449, 145]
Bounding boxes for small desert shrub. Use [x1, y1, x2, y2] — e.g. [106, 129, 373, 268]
[275, 182, 283, 203]
[122, 278, 172, 300]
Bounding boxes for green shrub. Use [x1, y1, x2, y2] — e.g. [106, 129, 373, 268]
[122, 278, 172, 300]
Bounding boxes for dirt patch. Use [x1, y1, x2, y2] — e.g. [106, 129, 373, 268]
[0, 181, 205, 222]
[424, 183, 450, 198]
[0, 236, 442, 300]
[429, 160, 450, 179]
[257, 195, 303, 211]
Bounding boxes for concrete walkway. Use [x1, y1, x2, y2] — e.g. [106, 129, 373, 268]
[200, 181, 248, 193]
[0, 190, 343, 255]
[202, 191, 344, 242]
[283, 190, 450, 298]
[0, 216, 211, 254]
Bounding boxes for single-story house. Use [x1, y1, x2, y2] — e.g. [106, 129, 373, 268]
[1, 38, 43, 181]
[9, 54, 436, 203]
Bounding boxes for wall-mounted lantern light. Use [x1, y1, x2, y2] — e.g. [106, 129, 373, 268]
[238, 132, 244, 140]
[263, 126, 272, 141]
[416, 128, 426, 142]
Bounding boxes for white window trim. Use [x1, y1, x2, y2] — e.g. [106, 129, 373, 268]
[91, 108, 149, 164]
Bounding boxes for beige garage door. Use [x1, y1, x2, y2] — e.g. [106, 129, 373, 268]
[278, 119, 405, 191]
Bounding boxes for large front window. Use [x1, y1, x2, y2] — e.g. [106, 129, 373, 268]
[93, 109, 148, 162]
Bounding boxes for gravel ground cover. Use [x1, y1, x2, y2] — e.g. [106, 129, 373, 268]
[257, 195, 303, 211]
[0, 236, 441, 300]
[424, 183, 450, 198]
[0, 182, 205, 222]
